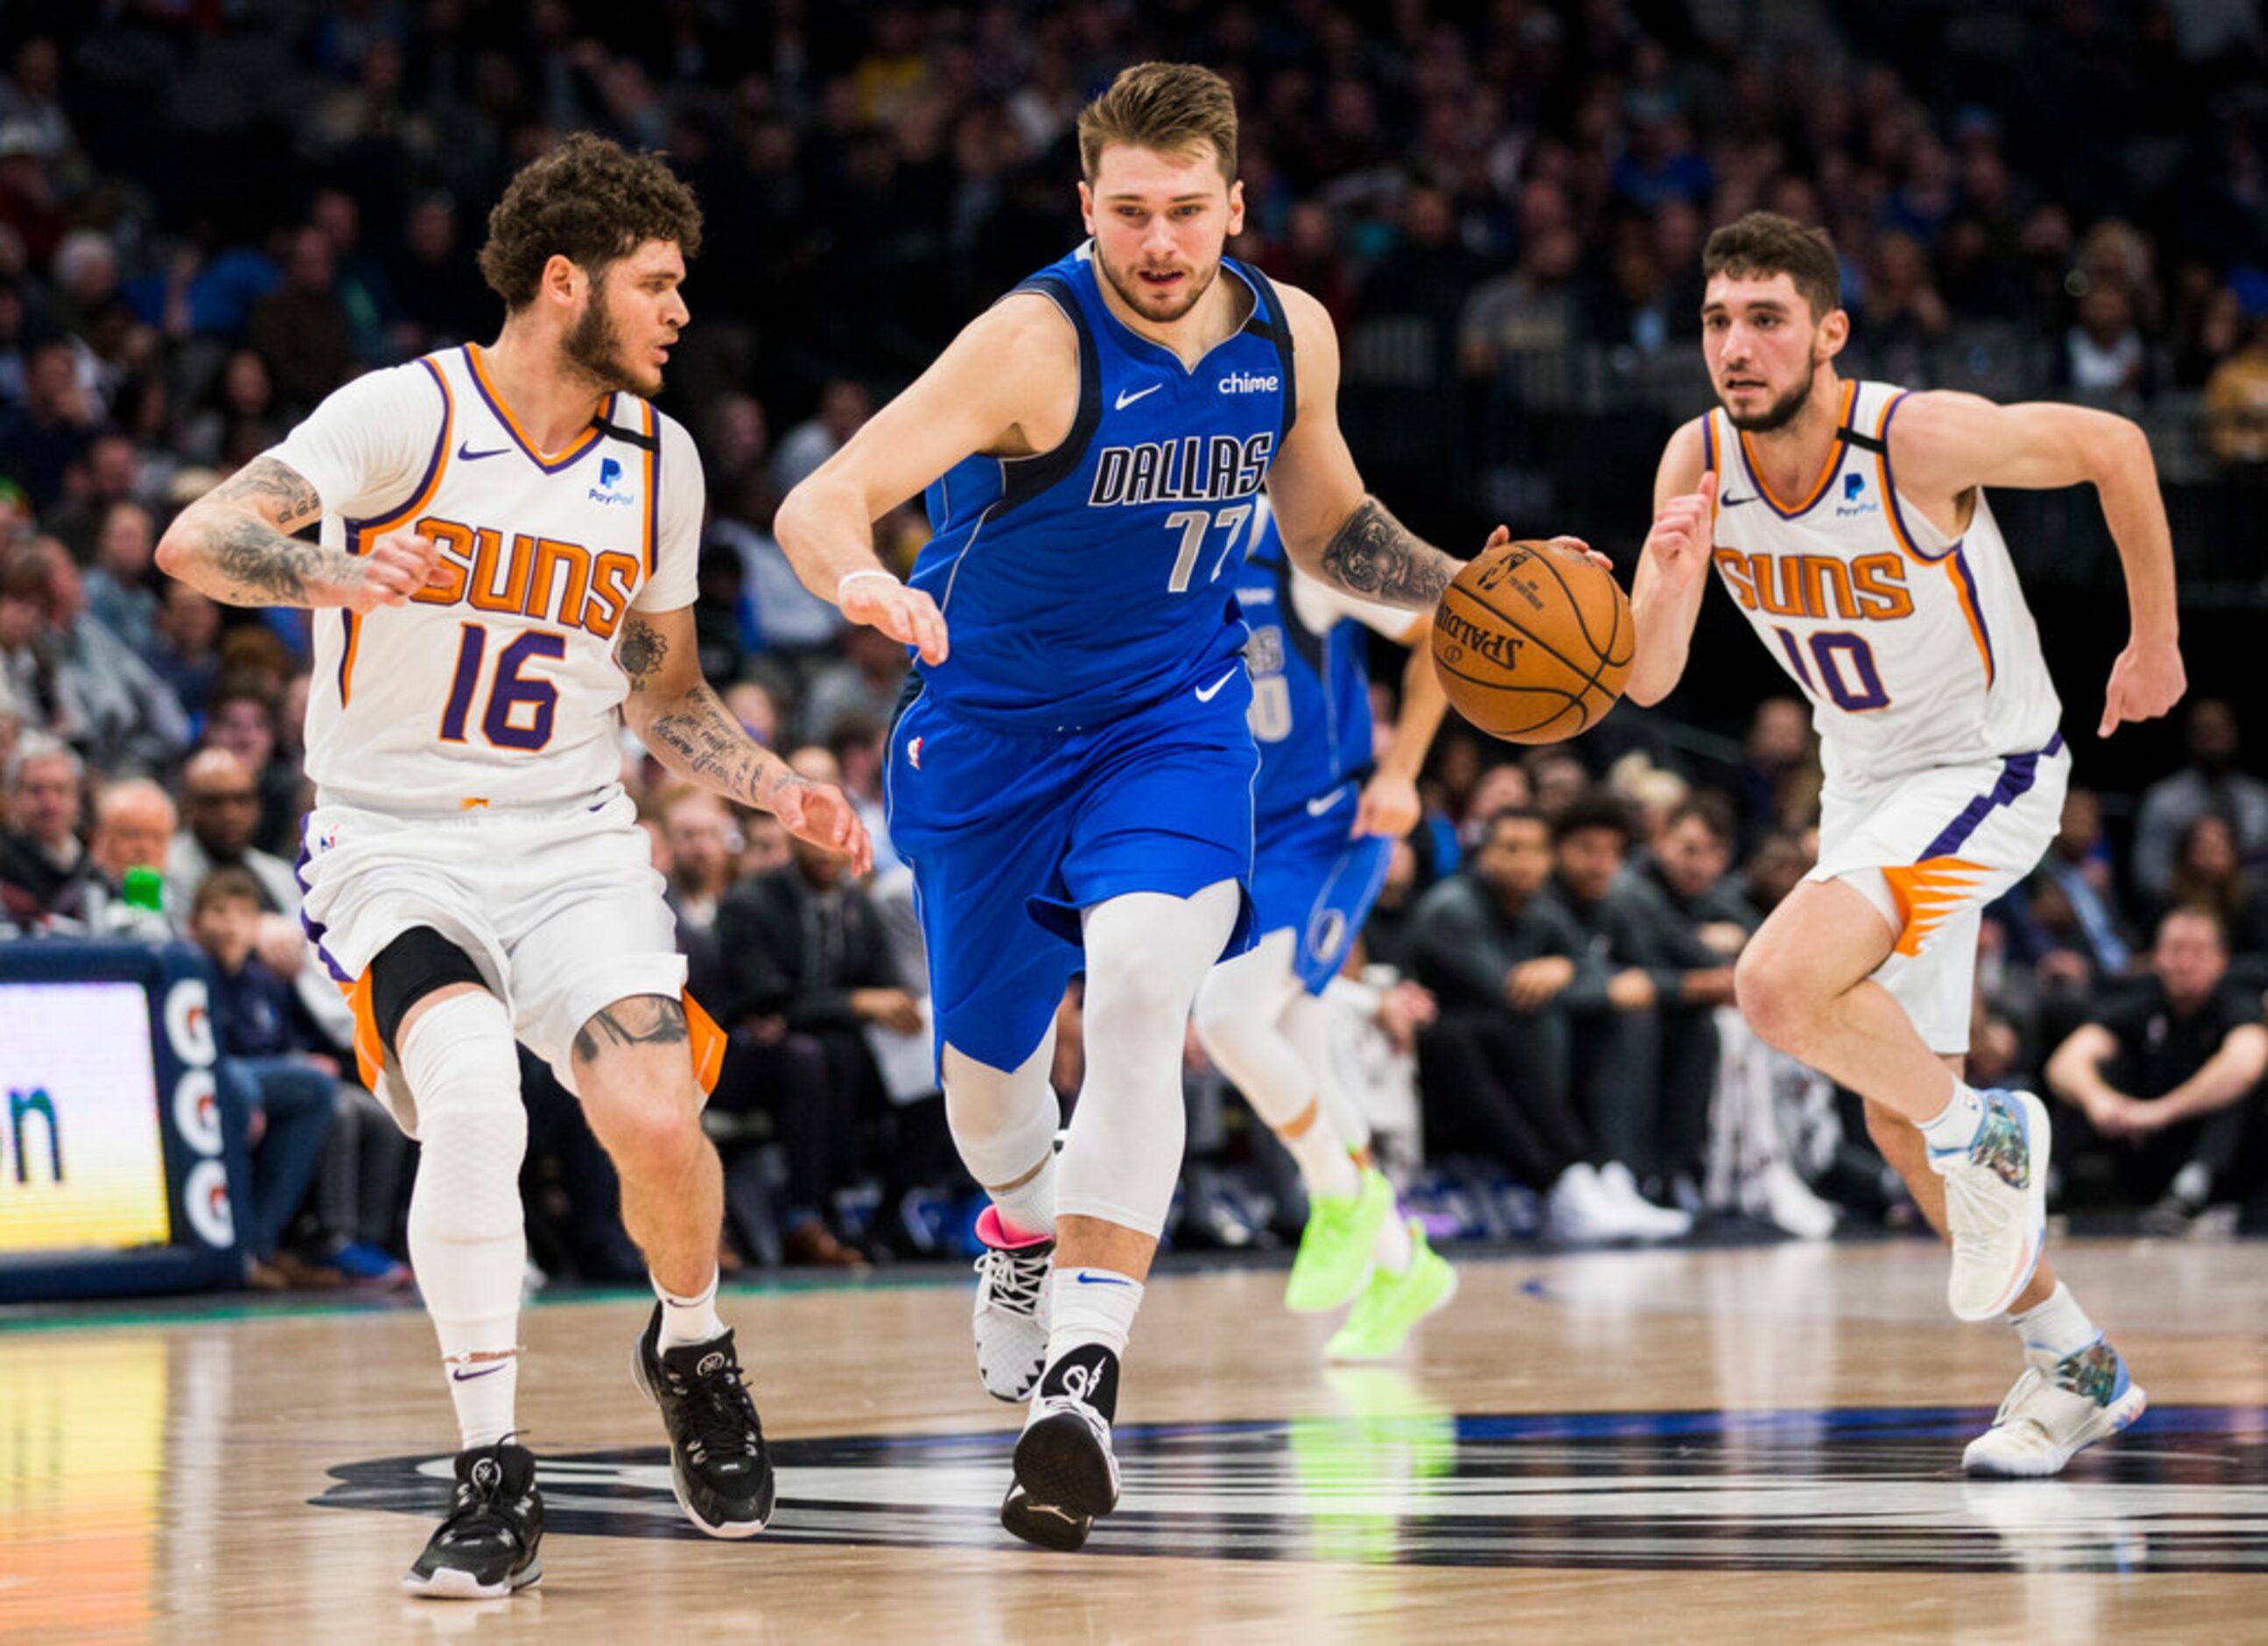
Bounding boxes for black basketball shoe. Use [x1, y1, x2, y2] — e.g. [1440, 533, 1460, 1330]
[1000, 1344, 1122, 1553]
[401, 1441, 543, 1600]
[632, 1303, 776, 1537]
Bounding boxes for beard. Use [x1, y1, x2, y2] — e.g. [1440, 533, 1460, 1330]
[1095, 244, 1220, 325]
[561, 280, 660, 397]
[1720, 373, 1812, 433]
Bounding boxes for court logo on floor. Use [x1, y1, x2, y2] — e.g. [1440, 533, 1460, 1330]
[316, 1399, 2268, 1572]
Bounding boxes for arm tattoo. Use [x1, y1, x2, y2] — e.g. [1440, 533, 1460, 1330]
[1317, 496, 1458, 609]
[617, 614, 669, 689]
[572, 996, 689, 1065]
[175, 458, 360, 608]
[641, 679, 793, 811]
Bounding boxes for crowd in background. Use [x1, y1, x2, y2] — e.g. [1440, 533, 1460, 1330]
[1, 0, 2266, 1288]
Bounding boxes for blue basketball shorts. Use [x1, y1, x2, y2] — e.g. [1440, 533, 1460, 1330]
[884, 670, 1259, 1072]
[1248, 778, 1393, 995]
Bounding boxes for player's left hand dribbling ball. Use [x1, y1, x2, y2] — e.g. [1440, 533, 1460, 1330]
[1431, 540, 1634, 743]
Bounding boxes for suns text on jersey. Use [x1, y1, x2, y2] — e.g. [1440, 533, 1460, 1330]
[1712, 549, 1917, 622]
[406, 516, 641, 638]
[1088, 433, 1273, 507]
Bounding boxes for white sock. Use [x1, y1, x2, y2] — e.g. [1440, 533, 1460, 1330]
[1372, 1206, 1413, 1275]
[439, 1344, 519, 1451]
[655, 1267, 725, 1348]
[1917, 1082, 1985, 1157]
[1046, 1266, 1144, 1366]
[2009, 1281, 2097, 1357]
[989, 1150, 1059, 1243]
[1280, 1109, 1362, 1202]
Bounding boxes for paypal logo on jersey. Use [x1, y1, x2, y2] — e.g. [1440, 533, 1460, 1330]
[1835, 471, 1878, 518]
[588, 455, 636, 507]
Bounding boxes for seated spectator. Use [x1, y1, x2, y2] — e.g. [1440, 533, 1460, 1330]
[2045, 907, 2268, 1228]
[1401, 805, 1662, 1239]
[2132, 699, 2268, 903]
[147, 579, 223, 722]
[200, 678, 302, 857]
[0, 732, 82, 926]
[658, 784, 737, 999]
[32, 537, 188, 775]
[800, 622, 907, 744]
[710, 747, 915, 1266]
[167, 745, 358, 1054]
[80, 498, 158, 655]
[190, 868, 350, 1289]
[53, 774, 175, 933]
[2203, 315, 2268, 463]
[2154, 813, 2268, 983]
[1542, 791, 1694, 1231]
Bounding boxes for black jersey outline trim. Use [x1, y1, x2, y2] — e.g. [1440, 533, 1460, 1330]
[994, 273, 1103, 520]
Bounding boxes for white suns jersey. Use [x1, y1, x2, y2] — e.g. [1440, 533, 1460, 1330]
[270, 346, 700, 814]
[1703, 380, 2060, 785]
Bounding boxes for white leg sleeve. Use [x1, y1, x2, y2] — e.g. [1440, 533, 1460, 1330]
[402, 991, 528, 1359]
[943, 1025, 1062, 1189]
[1191, 929, 1310, 1129]
[1055, 883, 1241, 1239]
[1285, 990, 1373, 1155]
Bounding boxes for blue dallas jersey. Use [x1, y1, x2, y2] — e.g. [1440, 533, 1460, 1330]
[914, 243, 1297, 731]
[1238, 498, 1379, 818]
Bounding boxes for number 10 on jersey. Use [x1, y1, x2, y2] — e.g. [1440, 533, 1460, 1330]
[439, 621, 564, 749]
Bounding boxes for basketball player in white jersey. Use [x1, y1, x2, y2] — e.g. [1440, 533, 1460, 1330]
[157, 135, 869, 1596]
[1627, 212, 2184, 1476]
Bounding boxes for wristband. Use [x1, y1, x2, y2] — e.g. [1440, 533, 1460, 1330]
[837, 568, 898, 601]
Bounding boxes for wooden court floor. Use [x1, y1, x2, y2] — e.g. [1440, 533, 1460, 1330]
[4, 1237, 2265, 1643]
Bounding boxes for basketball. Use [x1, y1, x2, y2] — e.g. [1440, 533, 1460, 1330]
[1430, 540, 1634, 743]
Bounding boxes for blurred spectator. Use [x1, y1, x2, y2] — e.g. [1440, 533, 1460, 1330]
[34, 538, 189, 774]
[0, 733, 83, 925]
[248, 228, 354, 417]
[81, 500, 159, 655]
[190, 868, 348, 1290]
[148, 580, 223, 722]
[0, 341, 96, 507]
[59, 776, 177, 934]
[1402, 805, 1656, 1238]
[2155, 813, 2268, 977]
[771, 379, 871, 496]
[2045, 906, 2268, 1225]
[200, 678, 301, 857]
[386, 192, 495, 348]
[0, 38, 73, 162]
[2132, 699, 2268, 902]
[182, 350, 286, 472]
[800, 621, 907, 744]
[710, 747, 914, 1266]
[2059, 282, 2151, 401]
[659, 784, 735, 1000]
[45, 431, 149, 559]
[1737, 697, 1818, 848]
[2204, 316, 2268, 462]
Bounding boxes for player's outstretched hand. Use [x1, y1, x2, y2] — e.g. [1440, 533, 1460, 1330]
[772, 775, 874, 876]
[2098, 635, 2186, 738]
[344, 527, 445, 614]
[841, 572, 949, 664]
[1641, 469, 1717, 590]
[1351, 771, 1422, 840]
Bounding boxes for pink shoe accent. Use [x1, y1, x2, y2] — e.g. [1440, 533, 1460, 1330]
[976, 1204, 1052, 1251]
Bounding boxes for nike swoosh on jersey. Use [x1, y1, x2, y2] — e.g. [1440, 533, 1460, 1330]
[1194, 666, 1239, 702]
[457, 441, 510, 460]
[1114, 383, 1163, 410]
[1719, 493, 1754, 507]
[1305, 786, 1350, 817]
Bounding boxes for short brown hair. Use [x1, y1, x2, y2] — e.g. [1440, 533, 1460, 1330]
[1076, 62, 1238, 184]
[477, 132, 704, 310]
[192, 865, 264, 919]
[1702, 211, 1841, 322]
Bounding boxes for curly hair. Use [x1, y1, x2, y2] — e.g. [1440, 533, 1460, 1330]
[1702, 211, 1842, 323]
[476, 132, 704, 310]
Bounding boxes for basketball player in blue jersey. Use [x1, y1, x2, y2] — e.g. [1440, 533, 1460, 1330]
[1193, 497, 1458, 1360]
[1627, 213, 2183, 1476]
[778, 63, 1524, 1550]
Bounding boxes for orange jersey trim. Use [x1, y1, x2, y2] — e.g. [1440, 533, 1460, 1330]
[1739, 380, 1855, 515]
[1873, 390, 1996, 686]
[342, 358, 456, 706]
[465, 343, 606, 471]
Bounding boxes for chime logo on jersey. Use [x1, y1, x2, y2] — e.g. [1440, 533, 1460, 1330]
[406, 515, 643, 640]
[315, 1405, 2268, 1572]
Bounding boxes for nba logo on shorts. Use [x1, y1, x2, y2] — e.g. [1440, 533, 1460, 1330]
[907, 735, 924, 770]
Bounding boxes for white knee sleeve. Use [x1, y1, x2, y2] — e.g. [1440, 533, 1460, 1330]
[1058, 883, 1239, 1238]
[943, 1025, 1062, 1189]
[1193, 930, 1315, 1131]
[402, 992, 527, 1352]
[1286, 991, 1371, 1153]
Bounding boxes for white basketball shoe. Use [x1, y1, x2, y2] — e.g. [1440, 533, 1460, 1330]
[1964, 1336, 2148, 1478]
[972, 1204, 1052, 1402]
[1928, 1089, 2050, 1323]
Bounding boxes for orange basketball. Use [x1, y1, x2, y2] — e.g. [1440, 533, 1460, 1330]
[1430, 540, 1634, 743]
